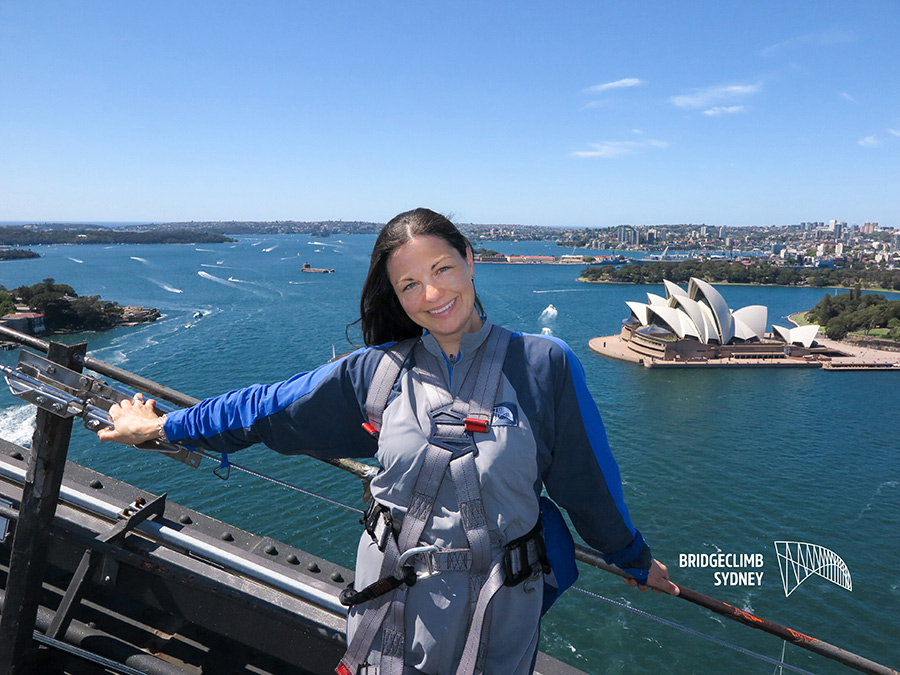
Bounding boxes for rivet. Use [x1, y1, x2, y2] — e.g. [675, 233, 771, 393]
[264, 544, 277, 555]
[179, 515, 192, 524]
[89, 479, 103, 489]
[331, 572, 344, 583]
[307, 563, 320, 573]
[220, 532, 234, 542]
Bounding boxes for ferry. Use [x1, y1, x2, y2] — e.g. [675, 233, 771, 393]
[302, 262, 335, 273]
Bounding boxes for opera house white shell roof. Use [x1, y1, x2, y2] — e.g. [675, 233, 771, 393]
[625, 277, 820, 347]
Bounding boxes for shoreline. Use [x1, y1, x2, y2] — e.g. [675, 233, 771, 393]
[576, 277, 900, 294]
[589, 331, 900, 371]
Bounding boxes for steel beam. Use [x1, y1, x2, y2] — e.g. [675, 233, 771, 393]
[0, 341, 86, 675]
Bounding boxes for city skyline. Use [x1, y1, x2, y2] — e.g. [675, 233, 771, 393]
[1, 2, 898, 228]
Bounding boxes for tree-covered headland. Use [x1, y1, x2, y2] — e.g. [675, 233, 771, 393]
[806, 289, 900, 341]
[579, 259, 900, 291]
[0, 228, 235, 246]
[1, 279, 159, 333]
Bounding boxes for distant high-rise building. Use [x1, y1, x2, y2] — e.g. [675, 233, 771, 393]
[617, 225, 637, 245]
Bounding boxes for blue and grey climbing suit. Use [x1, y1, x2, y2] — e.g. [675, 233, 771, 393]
[161, 318, 653, 675]
[339, 325, 541, 675]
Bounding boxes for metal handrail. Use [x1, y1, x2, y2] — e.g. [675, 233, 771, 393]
[1, 323, 896, 675]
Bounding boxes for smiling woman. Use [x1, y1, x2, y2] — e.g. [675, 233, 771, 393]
[355, 208, 487, 351]
[386, 229, 482, 359]
[98, 207, 676, 675]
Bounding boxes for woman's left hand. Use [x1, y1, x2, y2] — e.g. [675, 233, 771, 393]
[624, 558, 680, 596]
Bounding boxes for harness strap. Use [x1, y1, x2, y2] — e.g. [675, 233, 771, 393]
[364, 338, 417, 435]
[340, 325, 512, 675]
[456, 554, 507, 675]
[379, 341, 497, 675]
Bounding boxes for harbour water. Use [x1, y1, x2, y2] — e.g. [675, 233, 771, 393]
[1, 235, 898, 674]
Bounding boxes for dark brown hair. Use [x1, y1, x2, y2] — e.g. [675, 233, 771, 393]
[354, 208, 484, 346]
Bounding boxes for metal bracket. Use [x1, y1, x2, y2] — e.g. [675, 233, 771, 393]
[45, 493, 169, 640]
[0, 349, 200, 468]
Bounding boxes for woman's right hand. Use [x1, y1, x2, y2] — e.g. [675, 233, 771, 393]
[96, 392, 165, 446]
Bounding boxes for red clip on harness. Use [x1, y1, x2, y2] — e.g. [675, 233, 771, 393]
[464, 417, 489, 433]
[364, 418, 488, 436]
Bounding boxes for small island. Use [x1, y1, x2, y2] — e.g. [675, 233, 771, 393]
[0, 279, 159, 339]
[0, 249, 40, 261]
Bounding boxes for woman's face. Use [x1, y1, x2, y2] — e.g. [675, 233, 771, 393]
[386, 234, 482, 356]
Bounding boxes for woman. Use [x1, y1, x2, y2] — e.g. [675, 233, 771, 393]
[99, 208, 677, 675]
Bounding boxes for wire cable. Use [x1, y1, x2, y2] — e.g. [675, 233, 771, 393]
[197, 449, 365, 514]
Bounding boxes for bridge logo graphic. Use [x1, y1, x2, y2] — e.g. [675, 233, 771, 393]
[774, 541, 852, 597]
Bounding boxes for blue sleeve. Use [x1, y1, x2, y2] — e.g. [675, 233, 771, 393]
[162, 346, 384, 459]
[508, 334, 652, 582]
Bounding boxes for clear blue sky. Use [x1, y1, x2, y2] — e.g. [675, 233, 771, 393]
[1, 2, 898, 228]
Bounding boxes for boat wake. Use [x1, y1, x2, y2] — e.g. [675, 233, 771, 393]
[148, 278, 184, 294]
[130, 256, 149, 264]
[197, 271, 283, 298]
[532, 289, 591, 294]
[87, 348, 129, 366]
[197, 270, 240, 287]
[539, 304, 558, 323]
[0, 405, 35, 447]
[67, 257, 84, 264]
[855, 480, 898, 519]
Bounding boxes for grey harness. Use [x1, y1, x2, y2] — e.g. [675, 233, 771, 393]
[338, 325, 522, 675]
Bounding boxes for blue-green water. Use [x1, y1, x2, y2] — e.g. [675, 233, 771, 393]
[1, 236, 898, 674]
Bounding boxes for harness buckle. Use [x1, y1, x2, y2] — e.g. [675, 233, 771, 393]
[502, 519, 547, 587]
[362, 500, 393, 552]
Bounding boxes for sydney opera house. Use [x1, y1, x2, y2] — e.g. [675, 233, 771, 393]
[592, 277, 830, 366]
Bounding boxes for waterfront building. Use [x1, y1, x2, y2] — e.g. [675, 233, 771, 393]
[593, 278, 835, 367]
[0, 312, 45, 335]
